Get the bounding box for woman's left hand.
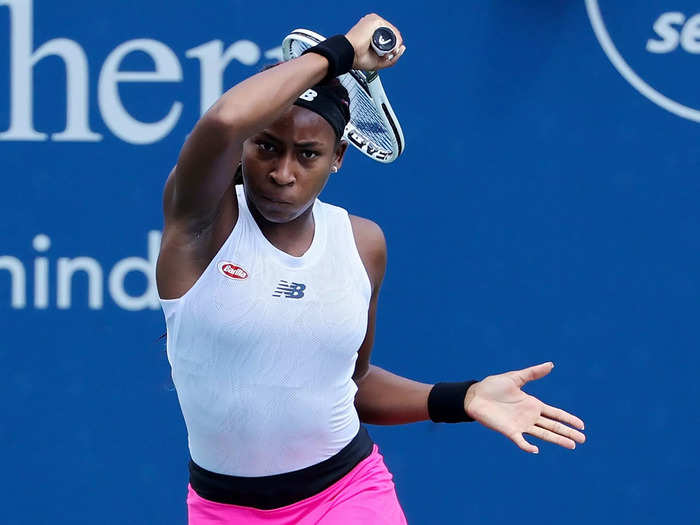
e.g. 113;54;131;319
464;362;586;454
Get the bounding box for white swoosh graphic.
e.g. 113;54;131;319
585;0;700;123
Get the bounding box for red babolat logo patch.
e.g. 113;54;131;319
217;261;248;280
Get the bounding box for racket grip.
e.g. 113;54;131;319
371;27;397;57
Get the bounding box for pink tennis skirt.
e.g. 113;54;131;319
186;444;407;524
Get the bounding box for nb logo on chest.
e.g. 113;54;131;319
272;280;306;299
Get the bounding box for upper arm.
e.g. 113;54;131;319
349;215;387;383
164;112;243;228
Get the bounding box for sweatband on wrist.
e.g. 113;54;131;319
302;35;355;82
428;380;478;423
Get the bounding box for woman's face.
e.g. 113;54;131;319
241;105;347;224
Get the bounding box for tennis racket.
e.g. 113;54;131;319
282;28;405;163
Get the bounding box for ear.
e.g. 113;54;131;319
332;140;349;173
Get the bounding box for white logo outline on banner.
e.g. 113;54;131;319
585;0;700;123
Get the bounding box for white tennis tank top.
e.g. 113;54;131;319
159;185;372;476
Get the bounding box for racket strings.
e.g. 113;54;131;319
340;77;394;152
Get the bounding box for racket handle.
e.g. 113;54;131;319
371;27;397;57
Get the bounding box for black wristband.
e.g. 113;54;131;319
427;381;478;423
302;35;355;82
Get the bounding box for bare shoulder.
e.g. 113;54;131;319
348;215;386;252
349;214;387;291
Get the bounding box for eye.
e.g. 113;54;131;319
256;141;276;153
300;150;319;160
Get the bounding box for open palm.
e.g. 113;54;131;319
464;362;586;454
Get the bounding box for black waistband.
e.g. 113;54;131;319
189;426;373;510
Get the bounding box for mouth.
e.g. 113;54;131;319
261;195;291;205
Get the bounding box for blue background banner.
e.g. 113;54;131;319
2;1;699;523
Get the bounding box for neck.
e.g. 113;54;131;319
246;197;316;257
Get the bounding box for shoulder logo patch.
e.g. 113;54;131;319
218;261;248;280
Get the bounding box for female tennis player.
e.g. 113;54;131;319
156;13;586;524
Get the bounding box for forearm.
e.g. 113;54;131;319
354;364;433;425
208;53;329;139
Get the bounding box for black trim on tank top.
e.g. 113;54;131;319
188;426;374;509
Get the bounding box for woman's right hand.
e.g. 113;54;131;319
345;14;406;71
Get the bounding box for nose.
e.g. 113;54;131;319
269;154;296;186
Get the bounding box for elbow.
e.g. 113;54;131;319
206;101;254;138
199;109;240;140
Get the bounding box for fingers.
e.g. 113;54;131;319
530;414;586;449
541;404;585;430
384;45;406;64
512;433;539;454
536;416;586;444
512;362;554;387
512;416;587;454
525;425;577;449
392;27;404;51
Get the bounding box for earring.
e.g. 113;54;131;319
331;166;338;173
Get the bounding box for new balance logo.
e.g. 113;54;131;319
272;280;306;299
299;89;318;102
